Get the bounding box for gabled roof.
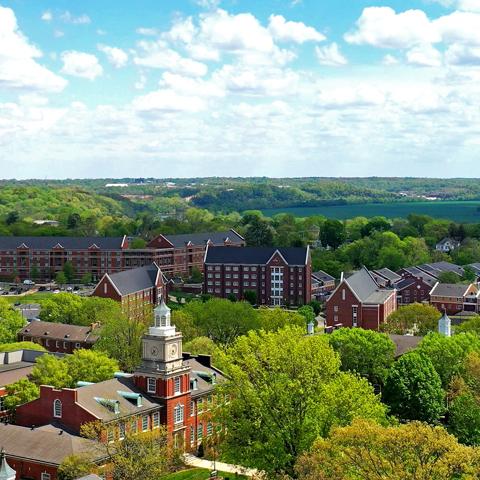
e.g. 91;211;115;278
343;267;395;304
395;277;417;290
430;283;475;298
103;263;162;296
468;263;480;275
436;237;460;246
418;261;464;277
402;267;438;287
312;270;335;283
19;321;98;344
374;268;402;283
0;236;125;250
205;246;309;266
164;229;244;248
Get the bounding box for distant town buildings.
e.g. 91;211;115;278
436;237;461;253
429;283;479;315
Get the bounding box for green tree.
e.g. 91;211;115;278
244;217;275;247
417;332;480;387
308;300;321;316
243;290;257;305
65;349;118;386
381;303;441;336
438;271;462;284
190;267;203;283
62;261;75;283
130;238;147;249
55;271;67;285
3;379;40;410
31;354;72;388
298;305;315;325
320;219;346;249
456;316;480;335
449;392;480;446
463;265;478;282
58;455;94;480
94;314;146;372
257;307;306;332
296;419;480;480
39;293;84;324
328;328;395;386
0;341;46;352
218;326;387;478
5;211;19;225
67;212;81;230
0;298;26;343
80;273;93;285
360;217;391;237
383;351;444;423
30;265;40;280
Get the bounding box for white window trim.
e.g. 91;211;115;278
53;399;62;418
147;377;156;394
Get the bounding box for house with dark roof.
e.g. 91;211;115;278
18;321;99;354
325;267;397;330
92;263;167;321
372;268;401;286
203;246;311;306
436;237;461;253
429;282;479;315
311;270;336;299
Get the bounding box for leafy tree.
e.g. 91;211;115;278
244;217;275;247
0;298;26;343
190;267;203;283
58;455;94;480
377;246;406;271
463;265;478;282
62;261;75;283
5;211;19;225
81;273;93;285
360;217;391;237
94;314;146;372
130;238;147;249
0;341;46;352
449;392;480;446
39;293;84;324
383;351;444;423
382;303;441;336
218;326;387;477
171;310;201;343
308;300;321;316
456;316;480;335
226;293;237;302
3;379;40;411
67;212;81;230
296;419;480;480
31;354;72;388
320;219;346;249
298;305;315;325
55;271;67;285
257;307;306;332
438;271;462;284
417;332;480;387
184;336;217;356
328;328;395;386
65;349;118;385
243;290;257;305
30;265;40;280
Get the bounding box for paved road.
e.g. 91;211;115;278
183;453;260;478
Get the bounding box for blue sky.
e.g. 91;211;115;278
1;0;480;179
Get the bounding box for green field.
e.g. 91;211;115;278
262;201;480;222
1;292;54;305
161;468;246;480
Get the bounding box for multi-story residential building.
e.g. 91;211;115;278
17;321;98;354
92;263;167;321
429;283;479;315
0;230;244;282
311;270;336;300
325;267;397;330
395;275;432;306
203;246;311;306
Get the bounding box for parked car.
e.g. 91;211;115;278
23;279;35;285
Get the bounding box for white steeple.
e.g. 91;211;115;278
0;449;15;480
438;310;452;337
149;299;176;337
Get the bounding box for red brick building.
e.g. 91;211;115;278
311;270;336;300
395;275;433;306
92;263;167;321
326;267;397;330
0;230;244;282
203;246;311;306
429;283;479;315
17;321;98;354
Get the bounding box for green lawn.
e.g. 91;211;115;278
2;292;54;304
161;468;246;480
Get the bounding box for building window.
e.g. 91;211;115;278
53;399;62;418
119;421;126;440
190;426;195;445
334;305;338;312
107;428;114;443
142;415;149;431
41;473;51;480
130;418;137;433
352;306;358;327
174;376;181;394
207;422;213;436
174;404;184;424
147;378;156;393
198;422;203;440
190;400;195;416
153;411;160;428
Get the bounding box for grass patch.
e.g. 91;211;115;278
161;468;247;480
2;292;54;304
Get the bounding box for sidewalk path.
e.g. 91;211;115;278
183;453;259;478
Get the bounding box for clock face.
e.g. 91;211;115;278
169;344;178;359
150;346;159;357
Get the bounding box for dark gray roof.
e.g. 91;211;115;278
19;321;98;343
105;263;161;296
419;261;464;277
430;283;474;297
374;268;401;283
395;277;417;290
389;334;423;357
185;357;226;397
0;236;125;250
402;267;438;286
345;267;394;304
312;270;335;282
436;237;460;246
468;263;480;275
205;246;308;266
165;229;244;248
0;423;100;466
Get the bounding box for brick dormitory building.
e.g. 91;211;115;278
0;230;244;282
2;301;224;479
204;245;312;306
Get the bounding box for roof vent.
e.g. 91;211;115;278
64;334;70;338
190;378;199;391
117;390;143;407
44;331;49;335
94;397;120;414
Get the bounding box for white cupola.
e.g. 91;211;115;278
0;449;15;480
438;310;452;337
149;299;176;337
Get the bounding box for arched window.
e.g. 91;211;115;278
53;399;62;418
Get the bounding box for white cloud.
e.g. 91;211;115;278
133;40;208;77
98;45;128;68
0;6;67;92
315;43;348;66
434;11;480;46
345;7;440;48
54;30;64;38
445;43;480;64
268;15;325;43
383;54;400;65
133;89;206;114
41;11;52;22
406;44;443;67
61;51;103;80
458;0;480;12
60;11;91;25
232;101;291;118
134;74;147;90
316;85;385;109
159;72;225;98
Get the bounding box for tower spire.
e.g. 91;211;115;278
0;448;16;480
149;299;175;337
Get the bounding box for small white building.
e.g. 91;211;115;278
436;237;461;253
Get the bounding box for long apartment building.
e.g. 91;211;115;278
0;230;244;282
